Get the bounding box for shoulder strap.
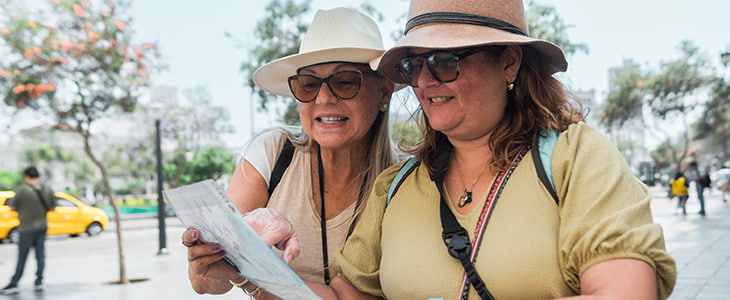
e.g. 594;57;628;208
533;130;560;205
386;156;419;207
30;185;51;212
268;139;295;197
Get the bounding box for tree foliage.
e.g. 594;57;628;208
526;0;588;59
165;147;235;188
600;63;645;127
240;0;310;112
693;76;730;165
644;41;712;118
598;41;720;170
0;170;21;190
0;0;159;284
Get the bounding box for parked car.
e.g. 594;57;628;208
0;190;109;243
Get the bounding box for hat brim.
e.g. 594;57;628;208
371;23;568;84
253;47;385;98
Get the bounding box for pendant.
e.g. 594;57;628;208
458;189;472;207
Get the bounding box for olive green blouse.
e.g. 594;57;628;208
335;123;676;299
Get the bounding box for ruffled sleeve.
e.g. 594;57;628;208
554;123;676;299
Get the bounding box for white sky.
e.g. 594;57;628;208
4;0;730;149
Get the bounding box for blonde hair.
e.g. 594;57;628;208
404;45;584;173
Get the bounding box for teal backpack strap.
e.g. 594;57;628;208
533;130;560;205
386;156;419;207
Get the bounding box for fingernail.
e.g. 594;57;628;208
218;250;226;256
191;231;197;239
212;243;220;250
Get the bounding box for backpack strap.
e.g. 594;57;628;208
267;139;295;197
532;130;560;205
387;130;562;208
386;156;419;207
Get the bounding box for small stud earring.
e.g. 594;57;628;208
507;82;515;91
381;104;389;111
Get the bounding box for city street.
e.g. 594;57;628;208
649;186;730;300
0;186;728;299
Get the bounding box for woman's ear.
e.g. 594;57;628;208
379;78;395;109
503;45;523;82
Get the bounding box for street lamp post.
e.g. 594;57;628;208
721;51;730;67
156;119;168;255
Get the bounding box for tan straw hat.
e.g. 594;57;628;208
253;7;386;98
371;0;568;84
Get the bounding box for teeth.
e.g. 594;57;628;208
430;97;451;103
318;116;346;123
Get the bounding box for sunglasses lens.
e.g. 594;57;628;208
329;72;362;100
396;57;422;87
288;75;321;102
288;71;364;102
427;52;459;83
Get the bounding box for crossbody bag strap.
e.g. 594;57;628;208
30;185;51;212
433;171;495;300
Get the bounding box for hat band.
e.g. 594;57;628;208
404;11;527;36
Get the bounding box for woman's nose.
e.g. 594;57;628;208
314;82;340;104
415;66;438;88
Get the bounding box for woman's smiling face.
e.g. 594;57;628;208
297;62;390;150
409;46;521;142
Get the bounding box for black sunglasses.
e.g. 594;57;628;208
395;48;484;87
287;70;381;103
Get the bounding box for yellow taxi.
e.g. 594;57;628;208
0;190;109;243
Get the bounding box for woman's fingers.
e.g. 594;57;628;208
182;227;201;247
244;208;301;262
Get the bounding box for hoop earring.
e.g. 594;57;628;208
507;82;515;91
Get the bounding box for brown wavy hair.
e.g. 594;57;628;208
404;45;585;173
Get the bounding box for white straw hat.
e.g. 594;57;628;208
253;7;386;98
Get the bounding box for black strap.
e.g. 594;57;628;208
268;139;295;197
429;142;494;300
316;147;331;285
405;11;527;36
532;136;559;205
30;185;51;212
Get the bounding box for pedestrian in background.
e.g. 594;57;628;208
686;161;706;216
669;171;689;215
1;166;55;295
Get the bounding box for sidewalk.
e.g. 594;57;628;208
0;217;243;300
649;186;730;300
1;187;728;299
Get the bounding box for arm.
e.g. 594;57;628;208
554;258;657;300
308;277;383;300
555;124;676;299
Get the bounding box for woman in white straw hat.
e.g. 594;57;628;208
181;7;399;298
308;0;677;299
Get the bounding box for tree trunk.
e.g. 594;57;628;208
80;131;129;284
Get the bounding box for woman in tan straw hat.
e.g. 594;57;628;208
308;0;677;299
180;7;399;298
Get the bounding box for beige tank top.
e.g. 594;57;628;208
243;130;357;284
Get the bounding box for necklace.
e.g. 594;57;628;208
455;159;489;207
